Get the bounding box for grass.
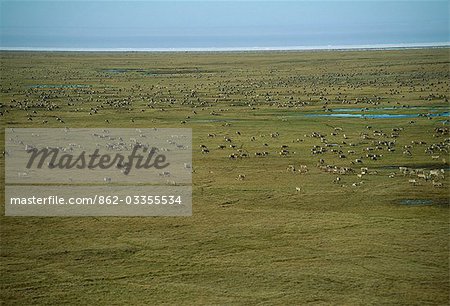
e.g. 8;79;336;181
0;48;449;305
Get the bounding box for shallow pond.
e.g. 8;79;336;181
330;106;449;112
400;199;434;206
102;68;143;73
304;112;449;119
30;84;90;89
102;68;214;76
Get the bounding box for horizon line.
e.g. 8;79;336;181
1;42;449;52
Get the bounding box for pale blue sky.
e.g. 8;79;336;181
0;1;448;49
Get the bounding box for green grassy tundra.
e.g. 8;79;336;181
0;49;449;305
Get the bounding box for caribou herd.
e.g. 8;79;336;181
1;52;448;196
198;125;448;191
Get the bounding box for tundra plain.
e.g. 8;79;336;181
0;49;449;305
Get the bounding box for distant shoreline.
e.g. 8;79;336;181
1;42;449;53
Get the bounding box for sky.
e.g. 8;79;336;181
0;1;449;49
